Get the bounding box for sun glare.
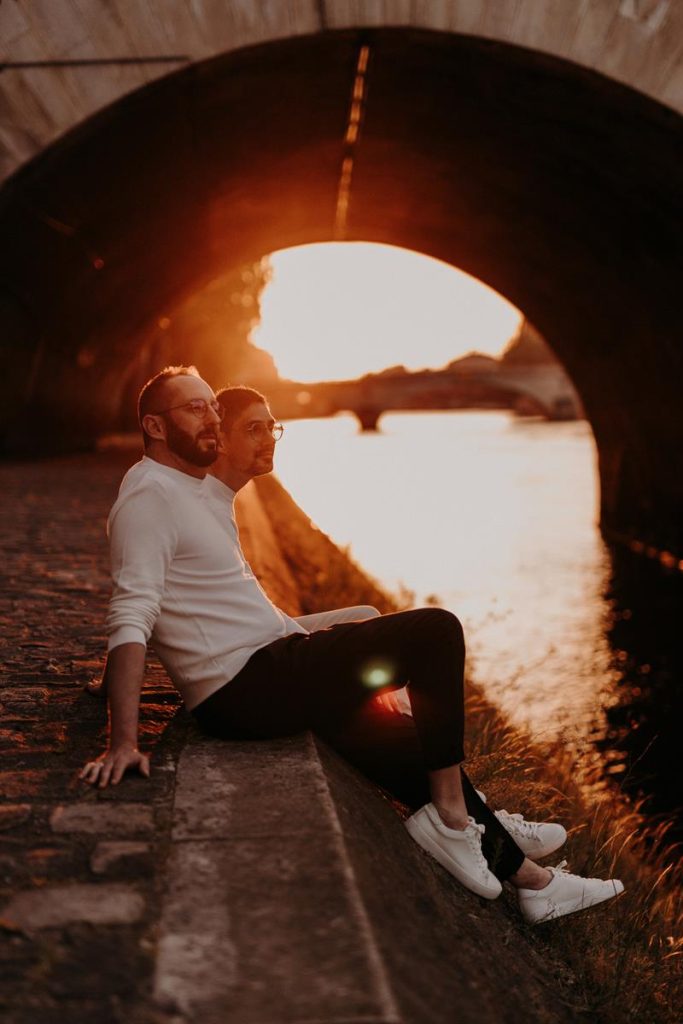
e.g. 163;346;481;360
252;242;522;382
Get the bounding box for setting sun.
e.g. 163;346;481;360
252;243;522;382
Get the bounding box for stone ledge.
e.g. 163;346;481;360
154;729;400;1024
152;727;575;1024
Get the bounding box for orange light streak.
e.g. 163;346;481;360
334;45;371;239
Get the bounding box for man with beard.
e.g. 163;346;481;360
81;367;624;923
83;366;311;787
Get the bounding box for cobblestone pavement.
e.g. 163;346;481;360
0;451;187;1024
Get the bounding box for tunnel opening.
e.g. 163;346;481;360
0;27;680;555
240;240;584;429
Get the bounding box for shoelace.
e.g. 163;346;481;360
552;859;570;875
428;808;492;880
463;818;493;880
550;859;601;884
496;809;542;841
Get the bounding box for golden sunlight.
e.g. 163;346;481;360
252;242;522;382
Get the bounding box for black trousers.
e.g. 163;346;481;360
192;608;525;880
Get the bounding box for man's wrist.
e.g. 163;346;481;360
109;735;139;749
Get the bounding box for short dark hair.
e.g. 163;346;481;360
137;365;200;447
216;385;268;432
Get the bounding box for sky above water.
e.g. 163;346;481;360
253;242;522;381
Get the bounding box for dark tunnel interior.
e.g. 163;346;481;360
0;28;681;553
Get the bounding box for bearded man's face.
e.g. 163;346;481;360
164;414;218;467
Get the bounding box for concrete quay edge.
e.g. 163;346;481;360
150;725;577;1024
153;728;402;1024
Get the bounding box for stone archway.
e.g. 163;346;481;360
0;28;681;555
1;0;680;186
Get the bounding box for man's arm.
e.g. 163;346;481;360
79;642;150;787
82;480;175;783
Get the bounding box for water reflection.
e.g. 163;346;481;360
273;411;681;836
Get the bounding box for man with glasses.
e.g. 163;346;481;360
82;366;308;787
82;365;623;924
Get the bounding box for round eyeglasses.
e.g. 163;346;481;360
243;421;284;442
153;398;224;420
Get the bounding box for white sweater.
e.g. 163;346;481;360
106;457;307;709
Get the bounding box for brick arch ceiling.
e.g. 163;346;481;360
0;0;681;185
0;27;681;556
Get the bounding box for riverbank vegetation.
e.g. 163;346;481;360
255;474;682;1024
466;690;681;1022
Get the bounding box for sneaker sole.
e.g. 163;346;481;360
405;816;502;899
525;880;624;924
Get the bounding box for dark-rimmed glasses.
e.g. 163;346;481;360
153;399;224;420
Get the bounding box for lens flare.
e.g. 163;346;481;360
359;658;396;689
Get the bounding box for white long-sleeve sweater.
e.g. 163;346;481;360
106;457;306;709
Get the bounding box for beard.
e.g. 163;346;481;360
165;417;218;467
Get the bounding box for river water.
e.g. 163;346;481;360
273;410;681;834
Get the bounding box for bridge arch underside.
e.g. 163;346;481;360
0;29;681;554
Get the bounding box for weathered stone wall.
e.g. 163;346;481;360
1;0;681;184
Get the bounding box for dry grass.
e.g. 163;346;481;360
465;686;682;1024
258;473;682;1023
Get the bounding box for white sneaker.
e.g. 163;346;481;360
494;809;567;860
518;860;624;924
405;803;502;899
475;790;567;860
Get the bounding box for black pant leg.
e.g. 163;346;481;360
276;608;467;768
322;702;524;881
193;610;525;880
195;608;465;768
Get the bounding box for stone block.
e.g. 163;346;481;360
0;883;144;929
90;840;151;875
171;732;329;841
50;802;153;834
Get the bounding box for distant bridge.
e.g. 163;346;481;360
264;364;583;431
